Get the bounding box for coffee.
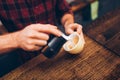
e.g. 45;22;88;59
63;32;85;54
68;35;79;49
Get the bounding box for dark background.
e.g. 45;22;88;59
0;0;120;77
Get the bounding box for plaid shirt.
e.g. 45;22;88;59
0;0;72;32
0;0;72;62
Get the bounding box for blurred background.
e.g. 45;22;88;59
66;0;120;25
1;0;120;34
0;0;120;77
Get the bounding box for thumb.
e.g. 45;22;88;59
65;28;74;35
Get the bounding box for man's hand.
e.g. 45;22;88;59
61;14;83;35
64;23;83;35
64;23;85;44
12;24;62;51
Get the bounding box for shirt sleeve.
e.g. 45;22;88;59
55;0;73;23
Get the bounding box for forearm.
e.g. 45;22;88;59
0;24;62;54
61;13;74;28
61;13;83;35
0;32;18;54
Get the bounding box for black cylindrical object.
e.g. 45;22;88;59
42;37;66;58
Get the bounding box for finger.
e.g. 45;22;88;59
30;45;42;51
70;23;82;33
77;25;82;34
65;28;74;34
32;24;57;29
65;24;78;34
33;46;42;51
44;28;62;37
27;39;47;46
33;40;47;46
39;24;58;29
33;24;62;36
30;31;49;40
80;32;85;44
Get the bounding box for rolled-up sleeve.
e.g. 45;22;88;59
55;0;73;22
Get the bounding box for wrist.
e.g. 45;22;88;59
10;31;20;48
61;14;74;28
64;20;74;28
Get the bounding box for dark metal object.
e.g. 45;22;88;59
42;36;66;58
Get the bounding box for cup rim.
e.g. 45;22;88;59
63;32;83;51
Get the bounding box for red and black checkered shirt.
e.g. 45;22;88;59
0;0;72;32
0;0;72;62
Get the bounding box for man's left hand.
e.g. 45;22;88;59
64;23;83;35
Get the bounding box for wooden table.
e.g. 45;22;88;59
1;7;120;80
1;33;120;80
84;8;120;56
70;0;96;12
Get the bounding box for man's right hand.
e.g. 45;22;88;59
12;24;62;51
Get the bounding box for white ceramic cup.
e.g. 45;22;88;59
63;32;85;54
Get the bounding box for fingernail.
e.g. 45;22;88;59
58;31;62;36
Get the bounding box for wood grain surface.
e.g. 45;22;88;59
1;34;120;80
1;4;120;80
70;0;96;12
84;8;120;56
